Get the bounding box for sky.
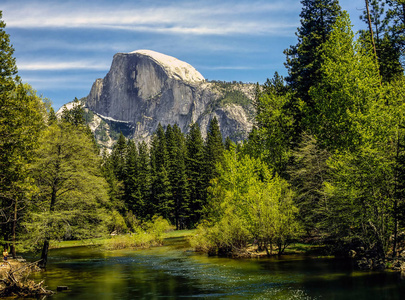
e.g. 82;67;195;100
3;0;366;110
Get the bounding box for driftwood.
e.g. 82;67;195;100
0;260;54;297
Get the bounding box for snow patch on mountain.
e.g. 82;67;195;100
131;50;205;83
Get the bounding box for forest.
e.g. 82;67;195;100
1;0;405;272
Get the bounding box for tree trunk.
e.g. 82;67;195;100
39;239;49;269
11;198;17;259
365;0;377;57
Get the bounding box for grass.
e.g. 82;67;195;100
48;229;198;251
50;238;106;249
163;229;197;239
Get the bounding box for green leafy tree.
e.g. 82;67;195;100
309;11;381;151
0;13;46;256
26;123;109;267
309;12;405;258
195;151;301;256
250;87;294;176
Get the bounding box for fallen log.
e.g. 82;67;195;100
0;260;54;297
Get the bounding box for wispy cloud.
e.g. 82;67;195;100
18;60;109;71
3;0;299;36
21;74;97;89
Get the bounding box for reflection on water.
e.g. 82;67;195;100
26;237;405;299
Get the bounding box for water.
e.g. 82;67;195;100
28;237;405;299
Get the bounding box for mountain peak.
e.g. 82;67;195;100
129;50;205;83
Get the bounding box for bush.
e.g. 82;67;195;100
144;215;173;244
103;215;172;250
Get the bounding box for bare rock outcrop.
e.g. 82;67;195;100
83;50;254;148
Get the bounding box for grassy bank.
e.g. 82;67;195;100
49;229;197;250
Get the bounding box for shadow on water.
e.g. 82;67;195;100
23;237;405;300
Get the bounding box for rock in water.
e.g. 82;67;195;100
80;50;254;149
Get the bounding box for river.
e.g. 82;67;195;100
29;236;405;299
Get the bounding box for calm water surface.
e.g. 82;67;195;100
28;237;405;299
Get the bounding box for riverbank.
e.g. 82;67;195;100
0;259;52;297
47;229;197;250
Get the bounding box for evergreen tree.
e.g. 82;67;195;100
168;124;189;229
110;132;127;181
124;140;139;214
204;117;224;181
224;137;234;151
284;0;342;136
0;11;18;95
185;123;206;227
61;97;85;127
309;12;401;257
288;133;330;235
150;124;173;219
385;0;405;67
359;0;403;81
137;141;151;219
48;107;57;125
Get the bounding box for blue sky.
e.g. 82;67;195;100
3;0;365;110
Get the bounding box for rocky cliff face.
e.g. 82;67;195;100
83;50;254;149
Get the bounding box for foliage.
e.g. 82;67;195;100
284;0;342;137
23;122;110;265
185;123;206;227
0;11;46;255
288;133;330;235
305;12;405;257
103;215;172;250
192;151;301;256
245;87;294;176
358;0;403;81
308;11;381;151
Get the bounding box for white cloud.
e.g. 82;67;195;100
21;74;97;90
3;0;299;36
18;60;109;71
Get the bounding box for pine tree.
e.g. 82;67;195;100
150;124;173;219
224;137;234;151
61;97;85;127
124;140;139;214
137;141;151;219
385;0;405;69
185;123;206;227
110;132;127;181
204;117;224;181
359;0;403;81
169;125;189;229
284;0;342;135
